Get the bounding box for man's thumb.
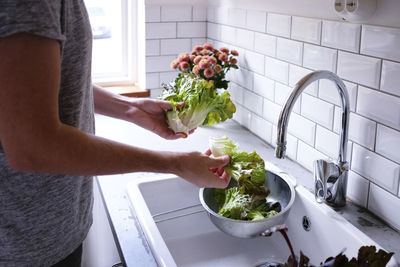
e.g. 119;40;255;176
210;155;230;167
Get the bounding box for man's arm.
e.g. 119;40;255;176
0;33;230;188
93;84;186;140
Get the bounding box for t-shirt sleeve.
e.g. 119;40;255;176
0;0;66;42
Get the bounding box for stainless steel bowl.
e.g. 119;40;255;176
199;169;296;238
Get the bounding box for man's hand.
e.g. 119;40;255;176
126;98;191;140
174;150;231;188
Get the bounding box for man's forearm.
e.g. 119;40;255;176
11;121;181;176
93;84;132;120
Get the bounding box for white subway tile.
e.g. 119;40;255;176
321;21;361;53
160;39;191;55
369;183;400;231
214;7;229;25
236;29;255;50
319;80;357;111
207;23;221;40
291;17;321;45
146;23;176;39
289;65;318;96
315;125;340;159
333;109;376;150
381;60;400;97
228;82;244;105
191;38;207;48
220;25;236;45
376;125;400;164
297;141;328;171
246;10;267;32
243;90;263;116
357;86;400;130
233;104;252;129
337;51;381;89
275;82;301;114
193;6;207;21
361;25;400;62
263;98;281;124
177;22;206;38
254;33;276;57
206;7;215;23
276;38;303;65
301;94;334;129
265;57;289;84
266;13;291;38
352;144;400;194
250;114;273;143
146;73;160;89
347;171;369;208
227;8;246;28
159;71;178;84
146;40;159;56
254;74;274;101
233;68;253;90
150;88;163;98
303;44;337;72
244;51;264;75
161;6;192;22
145;6;160;22
288;113;316;146
145;55;176;72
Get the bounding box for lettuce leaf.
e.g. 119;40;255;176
160;73;236;135
211;136;280;221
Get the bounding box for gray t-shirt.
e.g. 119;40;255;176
0;1;95;266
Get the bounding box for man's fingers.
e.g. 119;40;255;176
207;155;230;168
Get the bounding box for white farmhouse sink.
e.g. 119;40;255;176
126;164;397;267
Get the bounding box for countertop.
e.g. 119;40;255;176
95;114;400;266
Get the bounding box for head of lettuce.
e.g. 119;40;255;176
159;73;236;136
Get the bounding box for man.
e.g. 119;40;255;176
0;1;230;266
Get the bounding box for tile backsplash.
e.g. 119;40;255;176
145;5;400;231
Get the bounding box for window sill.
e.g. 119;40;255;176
104;84;150;98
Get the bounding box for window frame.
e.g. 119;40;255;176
90;0;141;87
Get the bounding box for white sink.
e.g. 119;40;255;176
126;164;397;267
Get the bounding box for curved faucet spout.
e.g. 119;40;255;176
275;70;350;207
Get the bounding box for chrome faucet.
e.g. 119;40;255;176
275;70;350;207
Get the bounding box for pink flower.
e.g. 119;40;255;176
178;53;189;62
198;59;210;70
192;65;200;75
193;56;202;64
208;56;217;65
194;45;203;52
201;49;210;55
204;67;215;78
230;50;239;56
203;42;214;50
189;54;196;62
230;58;238;64
218;53;228;62
170;60;179;69
214;64;223;73
220;47;229;53
180;61;190;71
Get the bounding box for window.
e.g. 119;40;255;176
85;0;140;86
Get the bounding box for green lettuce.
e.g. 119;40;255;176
211;136;280;221
160;73;236;136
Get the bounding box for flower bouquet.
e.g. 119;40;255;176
170;43;239;90
159;43;239;136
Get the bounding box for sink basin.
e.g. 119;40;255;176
126;163;397;267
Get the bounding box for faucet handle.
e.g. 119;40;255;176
314;159;340;203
